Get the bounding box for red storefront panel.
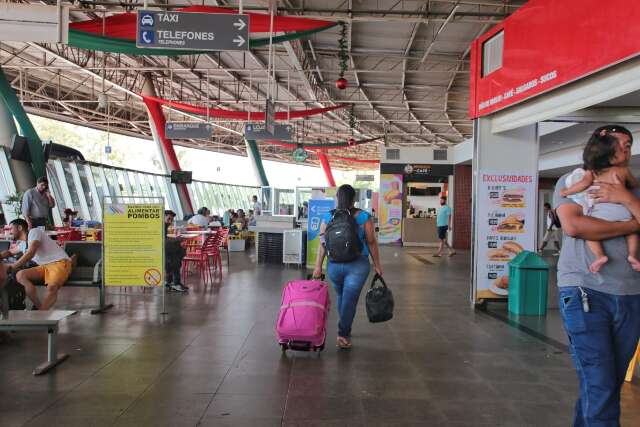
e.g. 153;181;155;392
469;0;640;118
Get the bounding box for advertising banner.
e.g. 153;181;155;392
306;198;335;268
379;174;403;244
475;171;537;301
104;203;164;287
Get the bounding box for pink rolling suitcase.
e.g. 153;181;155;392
276;277;330;352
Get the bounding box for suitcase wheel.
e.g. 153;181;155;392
280;344;288;353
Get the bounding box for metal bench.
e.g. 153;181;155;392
0;241;13;314
37;241;112;314
0;310;76;375
0;240;111;314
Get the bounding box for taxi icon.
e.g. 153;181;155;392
140;14;154;27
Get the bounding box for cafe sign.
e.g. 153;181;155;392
404;164;432;176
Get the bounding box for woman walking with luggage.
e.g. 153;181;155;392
313;184;383;349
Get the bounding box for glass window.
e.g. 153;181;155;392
91;166;106;203
46;163;66;217
274;188;295;216
76;165;98;220
114;170;129;199
61;161;82;210
482;31;504;77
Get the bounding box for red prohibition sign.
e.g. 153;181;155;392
143;268;162;286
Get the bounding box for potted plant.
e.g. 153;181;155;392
5;192;23;220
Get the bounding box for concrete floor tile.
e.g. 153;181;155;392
0;247;636;426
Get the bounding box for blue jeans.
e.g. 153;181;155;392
558;286;640;427
327;256;371;338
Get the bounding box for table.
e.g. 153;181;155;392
0;310;77;375
46;230;72;237
167;233;203;239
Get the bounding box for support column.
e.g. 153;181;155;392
141;74;193;215
316;151;336;187
471;117;539;305
0;67;44;181
245;139;269;186
0;94;34;192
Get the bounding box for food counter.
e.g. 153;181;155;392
402;217;440;246
249;215;298;264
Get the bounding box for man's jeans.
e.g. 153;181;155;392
559;286;640;427
327;256;370;338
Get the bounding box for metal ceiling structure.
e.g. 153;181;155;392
0;0;525;168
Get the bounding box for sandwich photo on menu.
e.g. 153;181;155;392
502;241;523;255
496;214;525;233
487;241;523;261
500;189;525;207
487;248;512;261
490;275;509;296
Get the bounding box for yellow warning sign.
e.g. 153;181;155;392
104;203;164;286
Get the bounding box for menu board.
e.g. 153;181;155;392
378;174;403;244
475;171;537;300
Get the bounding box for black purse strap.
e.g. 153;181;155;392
370;273;387;289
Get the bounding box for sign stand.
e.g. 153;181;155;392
102;196;167;316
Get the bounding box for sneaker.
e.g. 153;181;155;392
177;284;189;290
170;284;187;293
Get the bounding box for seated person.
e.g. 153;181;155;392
0;239;26;264
6;219;73;310
165;211;187;292
62;208;78;227
223;209;234;227
248;209;256;226
237;209;248;230
188;207;210;228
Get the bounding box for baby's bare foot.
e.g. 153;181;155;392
590;256;608;273
627;256;640;272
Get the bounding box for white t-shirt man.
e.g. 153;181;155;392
28;228;70;265
188;214;209;228
253;201;262;216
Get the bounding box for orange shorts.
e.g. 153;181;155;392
31;259;72;287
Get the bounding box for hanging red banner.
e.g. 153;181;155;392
142;95;347;120
70;6;336;40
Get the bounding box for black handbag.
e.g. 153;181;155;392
365;274;394;323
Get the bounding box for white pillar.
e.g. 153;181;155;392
0;99;34;192
471;117;539;305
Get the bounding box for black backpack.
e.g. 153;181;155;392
4;274;26;310
551;209;562;229
324;209;363;263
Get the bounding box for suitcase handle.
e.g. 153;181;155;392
307;273;325;281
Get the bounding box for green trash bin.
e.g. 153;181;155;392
508;251;550;316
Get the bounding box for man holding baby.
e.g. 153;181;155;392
554;125;640;427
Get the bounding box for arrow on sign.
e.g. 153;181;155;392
233;19;246;31
233;35;246;47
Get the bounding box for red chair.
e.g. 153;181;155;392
181;235;217;285
202;230;226;277
217;228;230;268
55;229;82;246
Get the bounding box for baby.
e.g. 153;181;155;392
560;129;639;273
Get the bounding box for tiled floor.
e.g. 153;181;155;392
0;247;638;426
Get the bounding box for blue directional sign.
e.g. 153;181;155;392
244;123;293;141
165;122;213;139
136;10;249;51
